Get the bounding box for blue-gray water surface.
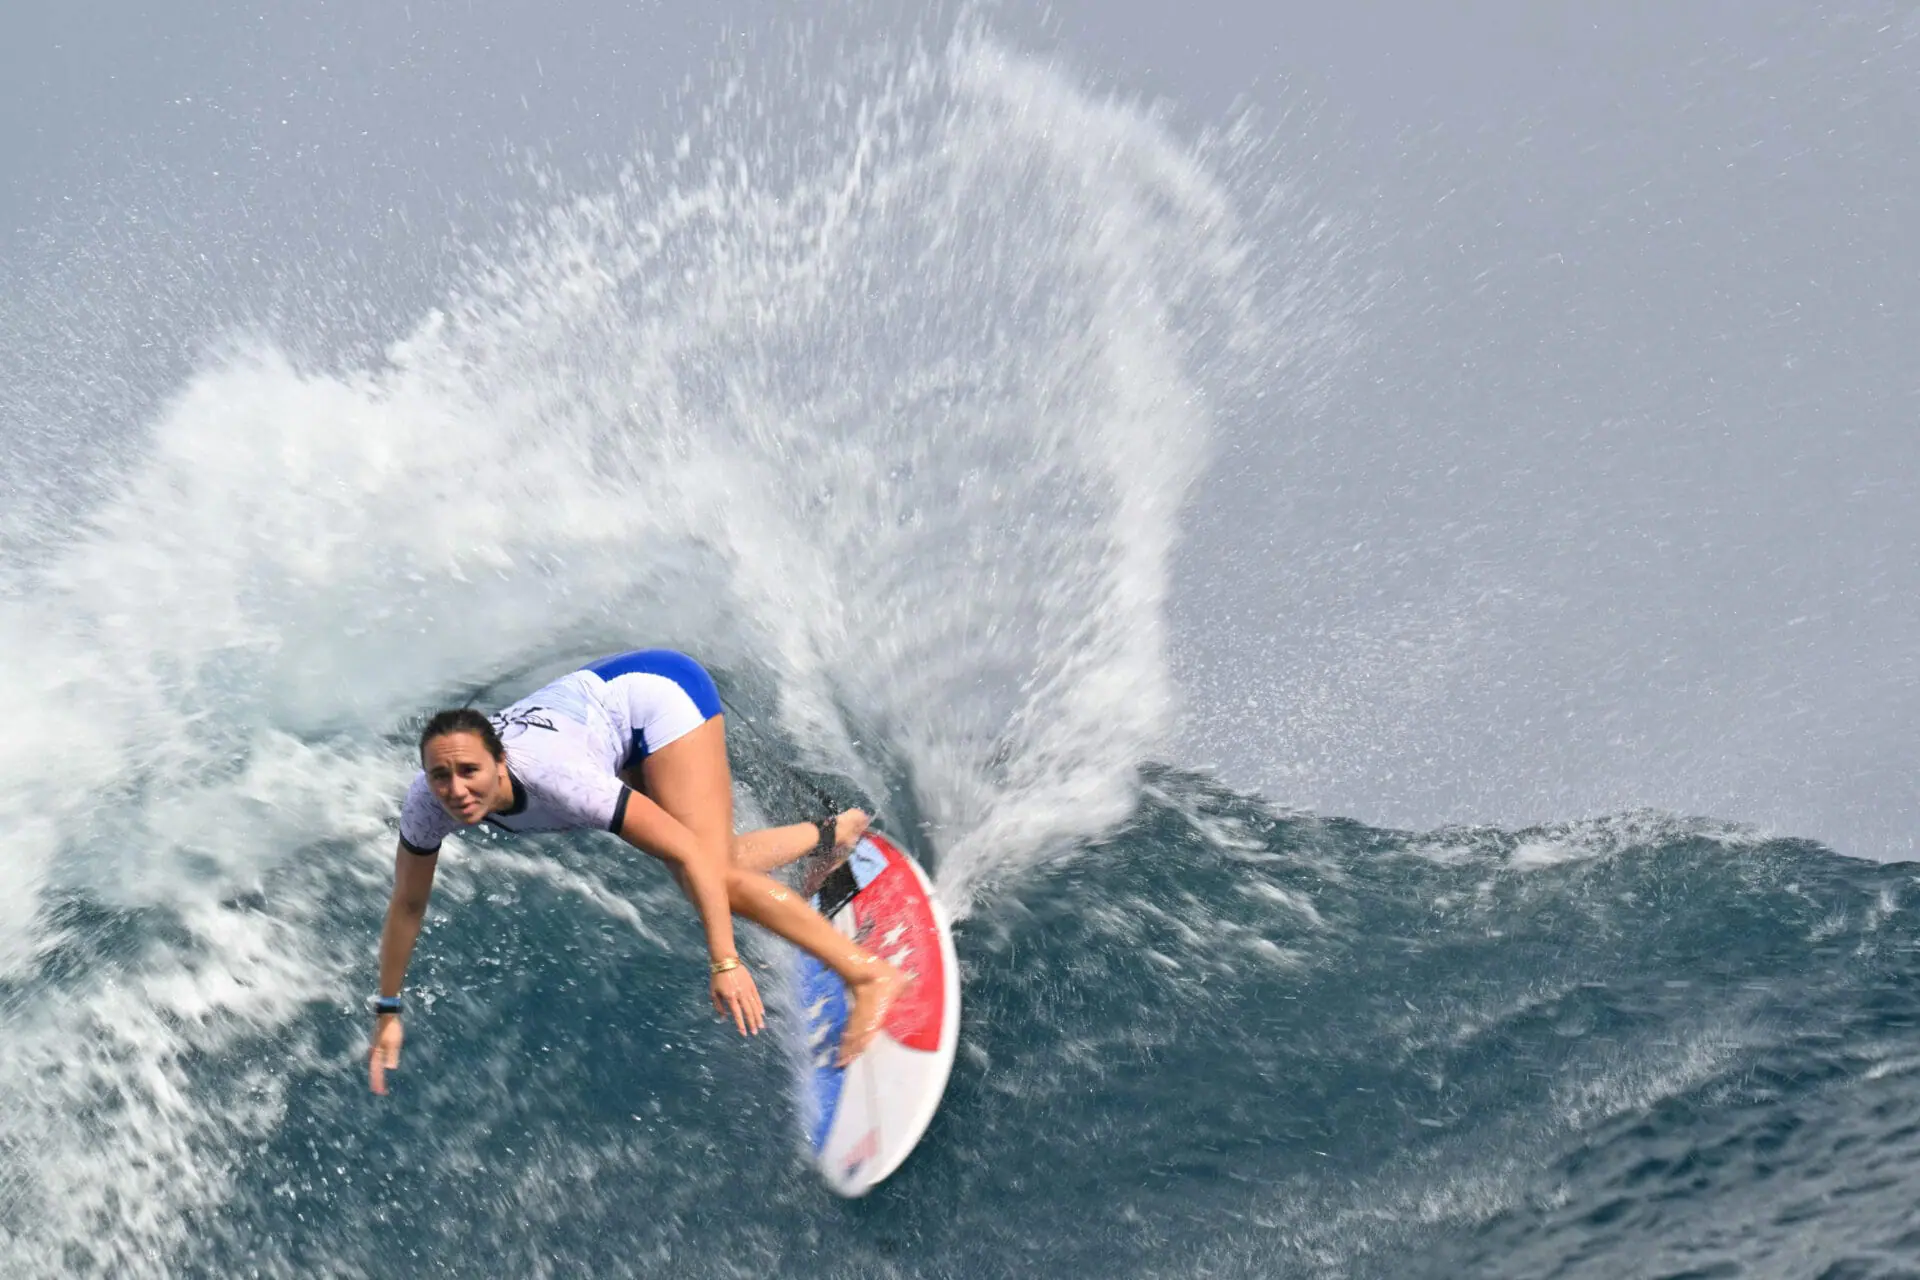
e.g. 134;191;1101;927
4;9;1918;1277
19;758;1920;1278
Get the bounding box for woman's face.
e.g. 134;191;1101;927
422;730;510;825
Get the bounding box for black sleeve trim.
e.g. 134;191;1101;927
399;836;441;857
608;785;632;835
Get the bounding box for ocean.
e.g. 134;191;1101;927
3;15;1916;1278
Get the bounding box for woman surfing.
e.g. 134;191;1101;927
367;648;904;1095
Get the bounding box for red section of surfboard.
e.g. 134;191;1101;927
853;835;946;1053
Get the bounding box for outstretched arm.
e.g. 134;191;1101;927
370;842;438;1094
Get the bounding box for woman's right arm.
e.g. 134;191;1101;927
370;842;439;1095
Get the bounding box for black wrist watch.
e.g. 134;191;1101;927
369;994;403;1016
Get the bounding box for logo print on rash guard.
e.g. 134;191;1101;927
491;707;558;737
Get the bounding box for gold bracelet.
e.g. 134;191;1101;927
710;956;741;976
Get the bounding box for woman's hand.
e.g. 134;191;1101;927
711;964;765;1037
369;1014;404;1094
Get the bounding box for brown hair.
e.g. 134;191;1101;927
419;709;505;762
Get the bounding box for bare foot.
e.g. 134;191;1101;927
832;808;871;849
836;961;907;1066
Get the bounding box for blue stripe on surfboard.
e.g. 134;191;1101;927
800;953;850;1153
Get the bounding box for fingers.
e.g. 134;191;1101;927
712;973;766;1037
728;974;756;1036
726;983;756;1036
741;975;765;1035
369;1021;401;1095
369;1039;389;1095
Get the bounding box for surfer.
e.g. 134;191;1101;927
367;649;904;1095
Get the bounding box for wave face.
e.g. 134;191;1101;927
14;765;1920;1278
0;32;1344;1277
3;21;1913;1280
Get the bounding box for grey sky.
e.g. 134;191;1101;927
1161;1;1920;855
5;1;1917;855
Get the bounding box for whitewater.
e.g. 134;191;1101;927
4;12;1918;1279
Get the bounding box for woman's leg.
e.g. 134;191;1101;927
593;649;865;874
613;767;871;876
640;718;903;1063
729;810;871;875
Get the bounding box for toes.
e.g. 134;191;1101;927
836;983;892;1065
835;808;872;848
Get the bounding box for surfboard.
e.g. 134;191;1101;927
792;830;960;1196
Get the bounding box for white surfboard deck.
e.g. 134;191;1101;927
791;831;960;1197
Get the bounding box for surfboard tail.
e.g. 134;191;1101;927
793;832;961;1196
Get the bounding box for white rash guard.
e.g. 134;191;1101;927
396;650;723;853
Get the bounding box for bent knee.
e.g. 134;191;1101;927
724;864;782;909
